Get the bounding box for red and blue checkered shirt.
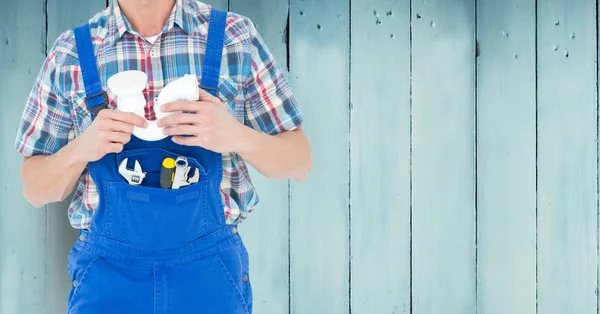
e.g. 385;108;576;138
14;0;304;229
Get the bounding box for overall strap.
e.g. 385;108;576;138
74;23;108;119
200;8;227;97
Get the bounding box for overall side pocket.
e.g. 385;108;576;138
215;240;252;310
66;244;102;311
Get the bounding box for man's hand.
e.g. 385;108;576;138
157;89;246;153
74;110;148;162
157;88;311;181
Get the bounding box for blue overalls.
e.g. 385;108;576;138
66;8;253;314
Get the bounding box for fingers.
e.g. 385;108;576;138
160;100;210;114
171;136;196;146
100;110;148;128
157;112;199;127
198;88;221;103
162;125;199;136
100;119;135;134
105;131;131;144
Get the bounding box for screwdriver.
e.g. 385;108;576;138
160;157;176;189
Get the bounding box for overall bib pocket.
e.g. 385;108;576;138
98;148;212;248
101;180;210;249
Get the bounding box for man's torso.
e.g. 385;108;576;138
48;1;257;228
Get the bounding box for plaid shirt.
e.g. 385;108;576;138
14;0;304;229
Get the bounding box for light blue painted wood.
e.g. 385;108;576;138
47;0;107;46
411;0;476;313
476;1;537;314
6;1;600;314
230;1;290;313
350;1;410;314
289;0;350;313
44;2;107;314
537;1;597;314
0;1;48;314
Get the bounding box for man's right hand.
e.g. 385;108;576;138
74;110;148;163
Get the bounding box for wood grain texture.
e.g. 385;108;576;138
289;0;350;313
350;1;411;314
45;2;108;314
0;1;48;313
537;1;598;314
475;1;537;314
229;1;290;313
411;0;476;313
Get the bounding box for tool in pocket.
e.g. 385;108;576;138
160;157;200;189
118;158;146;186
171;157;200;189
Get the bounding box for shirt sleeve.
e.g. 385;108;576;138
14;48;74;157
243;19;305;135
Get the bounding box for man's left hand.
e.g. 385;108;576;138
157;88;246;153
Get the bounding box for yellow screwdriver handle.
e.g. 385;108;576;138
160;158;176;189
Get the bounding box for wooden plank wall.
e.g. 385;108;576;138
412;0;476;313
476;1;537;314
350;0;411;313
2;0;600;314
537;1;598;314
289;0;350;313
0;1;47;314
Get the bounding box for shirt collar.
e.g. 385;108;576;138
108;0;195;47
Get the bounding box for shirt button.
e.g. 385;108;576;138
79;234;85;242
73;280;78;288
242;274;249;283
232;227;238;235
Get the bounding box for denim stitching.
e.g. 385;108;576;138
67;254;101;312
214;254;250;314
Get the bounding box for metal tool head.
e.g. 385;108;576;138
171;157;188;189
175;157;188;169
178;167;200;188
118;158;146;185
